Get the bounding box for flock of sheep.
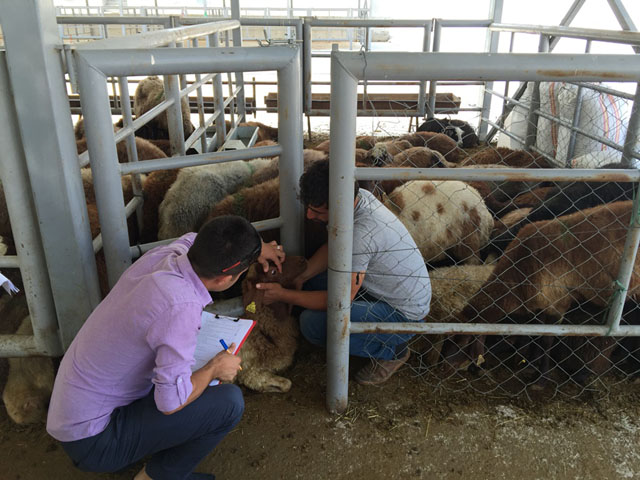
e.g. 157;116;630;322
1;75;639;425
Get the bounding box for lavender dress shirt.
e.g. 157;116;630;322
47;233;212;442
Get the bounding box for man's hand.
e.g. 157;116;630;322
207;342;242;382
258;240;285;273
255;282;285;305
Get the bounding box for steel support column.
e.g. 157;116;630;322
0;0;101;348
326;45;358;414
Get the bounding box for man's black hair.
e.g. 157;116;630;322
299;159;359;207
188;215;262;279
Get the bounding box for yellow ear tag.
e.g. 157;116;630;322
245;301;256;313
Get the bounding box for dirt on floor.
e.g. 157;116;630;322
2;340;640;480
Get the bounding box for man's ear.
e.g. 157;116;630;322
202;274;233;292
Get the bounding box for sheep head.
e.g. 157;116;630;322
242;256;308;312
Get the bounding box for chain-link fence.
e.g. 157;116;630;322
344;131;640;400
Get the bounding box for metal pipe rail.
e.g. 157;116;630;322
73;45;302;287
57;15;172;26
490;23;640;46
327;48;640;413
71;19;240;50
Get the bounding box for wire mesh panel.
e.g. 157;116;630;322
325;49;640;411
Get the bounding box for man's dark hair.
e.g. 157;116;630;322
188;215;262;278
299;159;359;207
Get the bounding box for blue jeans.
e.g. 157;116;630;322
60;384;244;480
299;272;414;361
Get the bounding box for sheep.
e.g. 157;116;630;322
140;168;182;243
0;182;11;249
133;75;195;141
314;135;379;154
363;139;413;167
239;121;278;142
383;180;494;266
443;201;639;382
76;134;167;164
249;149;327;186
236;256;308;392
0;236;7;256
416;264;495;366
372;147;453;197
460;146;553;169
2;315;55;425
205;178;328;257
417;118;479;148
398;132;463;163
158;158;271;240
486;162;637;257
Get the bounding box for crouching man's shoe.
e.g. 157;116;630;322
355;349;410;385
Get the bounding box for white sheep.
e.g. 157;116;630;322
417;264;495;365
158;159;271;240
384;180;494;265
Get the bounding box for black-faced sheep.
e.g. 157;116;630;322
444;201;639;380
236;256;308;392
383;180;493;266
157;158;271;240
398;131;463;163
2;314;55;425
486;162;637;257
417;118;479;148
133;75;195;141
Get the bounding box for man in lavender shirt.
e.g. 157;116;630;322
47;215;284;480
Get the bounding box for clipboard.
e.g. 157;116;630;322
192;311;256;385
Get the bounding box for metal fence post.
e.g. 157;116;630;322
163;72;187;156
209;32;227;152
426;19;441;120
231;0;247;123
0;53;62;357
478;0;504;140
0;0;101;348
525;34;550;151
327;45;358;414
277;46;304;255
604;84;640;332
417;20;433;121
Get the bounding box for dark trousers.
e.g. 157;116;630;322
60;384;244;480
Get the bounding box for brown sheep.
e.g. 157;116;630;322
461;146;553;169
444;201;639;378
140;168;182;243
239;121;278;142
76;135;166;164
372;147;453;196
249;149;327;186
315;135;378;154
398;132;462;163
236;256;308;392
364;140;413;167
2;314;55;425
133;75;195;140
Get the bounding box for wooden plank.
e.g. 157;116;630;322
264;91;461;113
67;94;256;115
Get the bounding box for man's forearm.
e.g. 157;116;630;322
280;288;328;311
300;243;328;282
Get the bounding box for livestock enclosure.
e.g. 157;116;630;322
2;2;640;477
